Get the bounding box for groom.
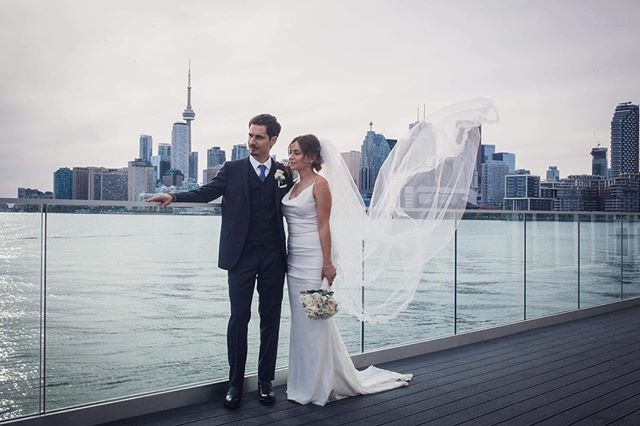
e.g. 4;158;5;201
146;114;293;409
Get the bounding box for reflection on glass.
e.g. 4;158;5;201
580;214;622;308
0;208;41;421
457;212;524;332
45;206;222;411
364;237;454;351
526;213;579;318
623;214;640;299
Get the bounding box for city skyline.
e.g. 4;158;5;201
1;0;639;197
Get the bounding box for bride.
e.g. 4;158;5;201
282;134;412;406
281;98;498;405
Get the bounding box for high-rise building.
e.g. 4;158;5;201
189;152;198;183
182;63;195;157
503;172;552;211
88;167;128;200
232;144;249;160
341;150;361;188
128;159;156;201
591;146;608;177
151;155;170;183
605;174;640;212
162;169;185;187
72;167;90;200
610;102;639;178
208;146;226;167
53;167;73;199
359;122;390;205
492;152;516;172
554;175;605;211
480;161;509;207
158;143;171;161
546;166;560;182
171;122;189;177
139;135;153;163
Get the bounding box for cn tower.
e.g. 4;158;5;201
182;61;195;150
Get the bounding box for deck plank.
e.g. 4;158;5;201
100;306;640;426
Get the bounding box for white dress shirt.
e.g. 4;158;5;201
249;156;273;177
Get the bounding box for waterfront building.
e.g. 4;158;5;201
189;152;198;183
17;187;53;199
503;171;552;211
341;150;361;188
231;144;249;160
128;159;156;201
553;176;603;212
207;146;226;167
546;166;560;182
88;167;128;201
492;152;516;172
610;102;639;178
591;146;608;177
139;135;153;163
72;167;90;200
605;173;640;212
53;167;73;199
480;160;508;207
359;122;390;205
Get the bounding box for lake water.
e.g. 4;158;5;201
1;211;639;420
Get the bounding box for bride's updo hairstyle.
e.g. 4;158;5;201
290;134;323;171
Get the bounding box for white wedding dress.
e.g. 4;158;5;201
282;180;413;406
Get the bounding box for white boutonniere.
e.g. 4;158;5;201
275;169;287;188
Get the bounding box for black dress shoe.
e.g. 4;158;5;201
258;381;276;404
224;386;242;410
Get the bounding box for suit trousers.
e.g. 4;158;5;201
226;242;286;388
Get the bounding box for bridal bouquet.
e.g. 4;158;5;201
299;279;338;320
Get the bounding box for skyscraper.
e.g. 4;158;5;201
158;143;171;161
128;159;156;201
359;122;390;204
53;167;73;199
208;146;226;167
492;152;516;172
610;102;639;177
341;150;361;188
546;166;560;182
139;135;153;163
171;122;189;177
480;161;509;207
189;152;198;183
232;144;249;160
72;167;90;200
591;146;608;177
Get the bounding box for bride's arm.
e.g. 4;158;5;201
314;178;337;284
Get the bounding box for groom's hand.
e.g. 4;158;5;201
144;193;174;208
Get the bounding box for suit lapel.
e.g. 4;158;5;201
243;158;251;213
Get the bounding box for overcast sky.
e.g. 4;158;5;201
1;0;638;196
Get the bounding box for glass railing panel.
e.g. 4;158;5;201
457;211;524;332
44;203;226;411
526;213;579;318
363;233;455;351
579;214;623;308
0;203;42;421
623;214;640;299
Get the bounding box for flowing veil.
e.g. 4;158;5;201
319;98;498;324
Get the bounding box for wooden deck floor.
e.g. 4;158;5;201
103;306;640;426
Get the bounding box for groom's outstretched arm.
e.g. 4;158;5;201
173;164;228;203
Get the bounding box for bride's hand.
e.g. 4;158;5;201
322;265;337;286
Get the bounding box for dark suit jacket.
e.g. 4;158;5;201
173;158;294;270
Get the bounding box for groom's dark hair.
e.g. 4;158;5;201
249;114;281;138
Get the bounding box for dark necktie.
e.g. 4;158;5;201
258;164;267;182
